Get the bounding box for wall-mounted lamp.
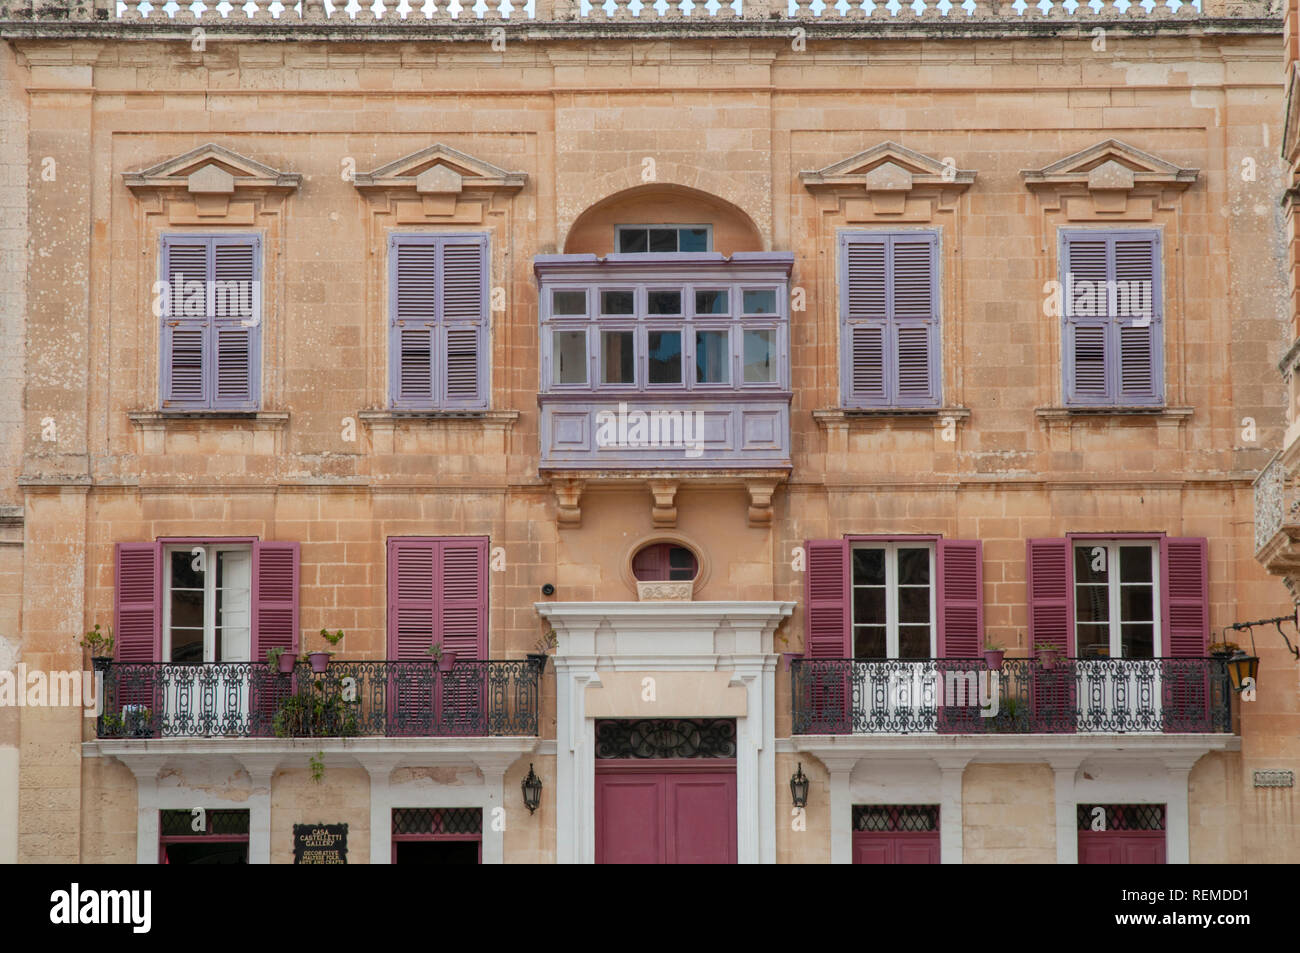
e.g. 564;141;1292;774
521;763;543;815
790;762;809;809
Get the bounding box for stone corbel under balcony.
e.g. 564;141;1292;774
541;468;788;530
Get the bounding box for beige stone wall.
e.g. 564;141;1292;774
963;764;1058;863
6;26;1297;861
271;764;371;864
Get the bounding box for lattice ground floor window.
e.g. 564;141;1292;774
1077;803;1166;832
852;805;940;832
391;808;482;864
159;808;250;864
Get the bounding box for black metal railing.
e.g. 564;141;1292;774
791;657;1232;735
96;659;541;739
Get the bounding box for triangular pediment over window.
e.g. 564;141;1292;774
352;143;527;193
800;141;976;192
1021;139;1198;191
123;143;303;193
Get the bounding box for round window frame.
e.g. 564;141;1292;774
622;533;709;597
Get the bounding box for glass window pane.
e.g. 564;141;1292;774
852;548;885;586
1074;545;1109;584
1075;585;1109;623
742;329;776;383
1076;624;1111;658
553;330;587;385
601;330;635;385
897;548;930;586
695;290;729;315
170;627;203;664
647;290;682;315
854;627;886;659
601;290;635;315
1119;546;1153;583
1119;585;1153;623
551;290;587;316
853;587;886;626
647;331;682;385
618;229;647;254
695;330;730;384
171;549;203;590
743;289;777;314
898;587;930;625
680;228;709;252
1121;624;1155;660
898;627;930;660
648;229;678;252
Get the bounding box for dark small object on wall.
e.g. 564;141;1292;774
541;583;555;596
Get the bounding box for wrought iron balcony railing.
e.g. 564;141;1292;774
791;656;1232;735
95;658;541;739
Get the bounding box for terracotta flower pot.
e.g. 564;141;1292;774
438;651;457;673
308;652;330;674
276;652;297;675
982;649;1005;671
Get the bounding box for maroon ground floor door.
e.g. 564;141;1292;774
1078;831;1166;864
595;761;737;864
852;832;941;864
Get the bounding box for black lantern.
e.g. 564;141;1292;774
1226;650;1259;693
790;762;809;809
521;763;543;815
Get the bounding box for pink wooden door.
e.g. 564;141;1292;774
852;831;940;864
596;761;736;864
1078;830;1166;864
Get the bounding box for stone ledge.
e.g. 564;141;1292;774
128;410;290;431
359;409;519;430
814;407;971;427
1035;405;1192;422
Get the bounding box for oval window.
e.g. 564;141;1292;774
631;543;698;582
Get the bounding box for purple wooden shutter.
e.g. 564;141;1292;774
161;235;260;411
161;238;210;408
937;539;982;658
1161;537;1208;657
439;238;488;409
1027;538;1076;732
890;234;939;405
390;235;488;410
803;539;850;734
842;236;888;406
1062;230;1161;406
211;237;260;409
841;233;939;408
115;542;162;664
251;541;299;661
1160;537;1209;731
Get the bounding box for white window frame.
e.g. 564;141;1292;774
850;541;938;660
615;224;713;254
162;542;253;664
1072;540;1162;659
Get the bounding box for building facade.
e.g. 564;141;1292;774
1;0;1297;864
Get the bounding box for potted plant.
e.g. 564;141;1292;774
982;636;1005;671
1036;644;1063;670
80;623;114;671
427;642;456;673
123;704;153;738
1208;641;1240;658
272;680;360;738
267;646;296;675
527;627;557;671
307;627;344;674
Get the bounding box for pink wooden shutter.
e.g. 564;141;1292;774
115;542;162;664
1161;537;1209;732
114;542;161;716
804;539;850;734
1027;538;1076;732
937;539;983;733
937;539;982;658
388;538;437;658
437;538;489;733
805;539;850;657
251;541;299;660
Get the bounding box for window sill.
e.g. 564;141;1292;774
128;411;289;431
359;410;519;430
813;408;970;429
1035;406;1192;424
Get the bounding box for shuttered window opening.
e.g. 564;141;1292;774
1076;804;1165;831
160;809;251;837
1059;229;1163;407
160;234;261;410
388;233;489;410
392;808;483;836
840;231;941;408
853;805;940;832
